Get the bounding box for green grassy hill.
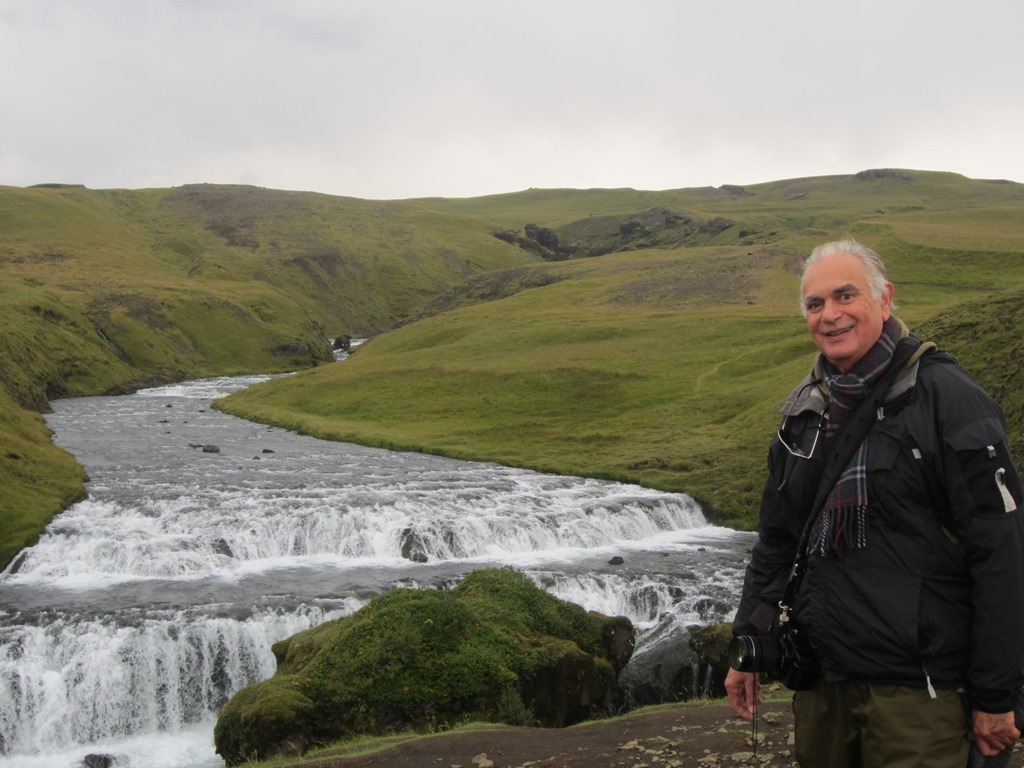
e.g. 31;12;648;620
216;170;1024;526
0;183;537;567
3;170;1024;566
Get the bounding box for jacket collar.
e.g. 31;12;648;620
781;335;936;417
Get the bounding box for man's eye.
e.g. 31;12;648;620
839;292;856;303
806;301;823;312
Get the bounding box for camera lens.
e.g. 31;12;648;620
728;635;781;673
729;636;757;671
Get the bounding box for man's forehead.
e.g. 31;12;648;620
803;281;859;298
802;254;868;293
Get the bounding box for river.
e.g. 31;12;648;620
0;371;755;767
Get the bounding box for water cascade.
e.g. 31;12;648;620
0;375;754;767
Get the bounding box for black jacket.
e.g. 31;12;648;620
733;341;1024;712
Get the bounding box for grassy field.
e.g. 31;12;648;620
3;170;1024;565
216;247;803;525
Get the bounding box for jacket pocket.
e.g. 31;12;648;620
865;431;908;529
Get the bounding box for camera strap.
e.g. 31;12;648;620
777;336;921;623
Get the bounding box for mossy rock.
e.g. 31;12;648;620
212;679;315;764
214;567;635;765
689;621;735;680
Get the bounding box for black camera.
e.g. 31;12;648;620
728;627;819;691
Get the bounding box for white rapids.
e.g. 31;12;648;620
0;373;754;767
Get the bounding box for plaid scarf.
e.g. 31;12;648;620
808;316;904;557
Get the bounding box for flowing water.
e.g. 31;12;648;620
0;370;755;767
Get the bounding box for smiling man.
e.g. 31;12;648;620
801;247;894;373
725;240;1024;767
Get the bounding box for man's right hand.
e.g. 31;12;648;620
725;668;762;720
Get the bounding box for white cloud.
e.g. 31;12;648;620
2;0;1023;197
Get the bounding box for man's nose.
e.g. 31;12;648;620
821;298;842;322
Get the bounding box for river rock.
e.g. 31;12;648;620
212;538;234;558
82;755;117;768
213;567;635;766
617;621;732;707
688;621;734;691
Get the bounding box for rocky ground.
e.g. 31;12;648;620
287;699;801;768
283;697;1024;768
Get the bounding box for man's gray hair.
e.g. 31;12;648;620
800;239;890;316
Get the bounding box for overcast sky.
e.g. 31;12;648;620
2;0;1022;200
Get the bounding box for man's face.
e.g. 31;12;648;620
801;252;894;373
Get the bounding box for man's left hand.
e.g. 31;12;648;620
974;710;1021;757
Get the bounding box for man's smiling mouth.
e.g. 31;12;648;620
825;327;852;337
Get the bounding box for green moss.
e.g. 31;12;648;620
213;680;315;765
451;566;609;656
214;568;633;765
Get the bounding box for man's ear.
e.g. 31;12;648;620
881;282;895;318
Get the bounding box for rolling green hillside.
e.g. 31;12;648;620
3;170;1024;567
217;170;1024;527
0;183;537;567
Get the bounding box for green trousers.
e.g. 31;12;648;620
793;679;970;768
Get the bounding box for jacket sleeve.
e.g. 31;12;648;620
732;452;804;637
935;367;1024;713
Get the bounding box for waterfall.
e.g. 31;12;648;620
0;374;754;767
11;490;708;580
0;604;355;762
